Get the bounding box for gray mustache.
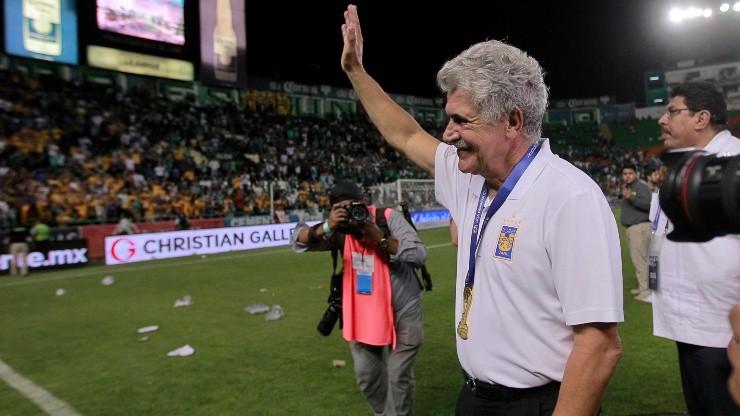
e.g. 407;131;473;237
453;140;472;151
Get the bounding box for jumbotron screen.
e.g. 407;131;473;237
79;0;196;80
95;0;185;46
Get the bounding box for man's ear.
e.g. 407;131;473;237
506;107;523;138
694;109;711;130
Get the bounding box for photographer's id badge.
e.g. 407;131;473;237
352;252;375;295
648;255;659;290
357;271;372;295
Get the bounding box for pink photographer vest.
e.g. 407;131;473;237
341;206;395;348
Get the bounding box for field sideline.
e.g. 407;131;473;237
0;210;688;415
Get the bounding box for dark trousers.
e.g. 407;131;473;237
676;341;740;416
454;376;559;416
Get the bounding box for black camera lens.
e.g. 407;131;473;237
317;304;341;336
347;202;370;222
659;149;740;242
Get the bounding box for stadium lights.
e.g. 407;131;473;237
669;2;740;22
669;7;711;22
720;2;740;12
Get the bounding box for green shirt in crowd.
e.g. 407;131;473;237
31;222;51;241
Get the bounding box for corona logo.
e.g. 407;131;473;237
110;238;136;262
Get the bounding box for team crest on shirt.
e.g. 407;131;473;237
494;220;520;261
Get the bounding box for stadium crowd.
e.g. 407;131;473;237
0;67;660;230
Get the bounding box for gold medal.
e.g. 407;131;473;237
457;286;473;340
457;321;469;339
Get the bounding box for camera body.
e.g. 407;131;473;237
659;148;740;242
346;201;370;222
317;300;341;336
317;271;343;336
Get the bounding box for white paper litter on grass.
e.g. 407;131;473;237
174;295;192;308
265;305;284;321
245;303;270;314
167;344;194;357
137;325;159;333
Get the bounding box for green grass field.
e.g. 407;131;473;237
0;209;688;415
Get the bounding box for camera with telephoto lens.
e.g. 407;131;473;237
658;148;740;242
346;201;370;222
317;272;343;336
317;299;341;336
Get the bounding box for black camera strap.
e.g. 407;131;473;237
328;232;345;330
330;237;339;274
330;231;345;274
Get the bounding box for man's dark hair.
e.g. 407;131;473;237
670;81;728;128
329;180;365;205
621;162;637;173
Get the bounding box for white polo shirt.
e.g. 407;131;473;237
435;139;623;388
651;130;740;348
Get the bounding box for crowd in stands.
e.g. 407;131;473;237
0;67;664;230
545;121;662;203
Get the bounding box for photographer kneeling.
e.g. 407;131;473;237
291;180;427;416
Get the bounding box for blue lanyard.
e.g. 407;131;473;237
652;208;669;232
465;143;541;287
